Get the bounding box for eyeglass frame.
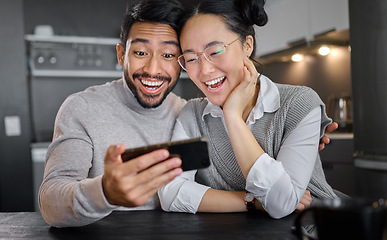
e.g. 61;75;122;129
177;37;240;72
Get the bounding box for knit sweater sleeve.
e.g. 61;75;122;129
39;94;117;227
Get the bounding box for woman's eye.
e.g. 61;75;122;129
210;49;225;56
186;57;197;63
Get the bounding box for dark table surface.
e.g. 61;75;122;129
0;210;299;239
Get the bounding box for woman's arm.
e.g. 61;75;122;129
158;119;264;213
222;58;320;218
245;107;321;218
222;58;265;178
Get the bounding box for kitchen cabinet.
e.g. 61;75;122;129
255;0;309;56
310;0;349;37
320;134;355;197
255;0;349;57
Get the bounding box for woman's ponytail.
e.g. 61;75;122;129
235;0;268;27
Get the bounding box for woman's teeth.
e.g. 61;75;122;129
141;79;164;89
205;76;225;90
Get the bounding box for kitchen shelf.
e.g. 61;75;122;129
30;69;123;78
25;34;119;45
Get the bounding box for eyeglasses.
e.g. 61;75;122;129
177;38;240;72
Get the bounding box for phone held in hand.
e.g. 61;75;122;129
121;137;211;171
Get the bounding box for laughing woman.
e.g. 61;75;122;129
158;0;341;219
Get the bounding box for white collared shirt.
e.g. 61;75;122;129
158;76;321;218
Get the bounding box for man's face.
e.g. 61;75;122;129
117;22;181;108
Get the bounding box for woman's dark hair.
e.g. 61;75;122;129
119;0;185;51
178;0;268;57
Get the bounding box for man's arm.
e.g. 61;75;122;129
39;95;183;228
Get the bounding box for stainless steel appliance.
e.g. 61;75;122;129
327;94;353;132
25;34;122;210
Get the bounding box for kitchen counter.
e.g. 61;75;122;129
326;132;353;140
0;210;298;239
320;133;355;197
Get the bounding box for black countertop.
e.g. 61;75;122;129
0;210;298;239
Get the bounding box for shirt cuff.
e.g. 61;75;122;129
74;175;118;217
245;153;285;204
170;181;210;213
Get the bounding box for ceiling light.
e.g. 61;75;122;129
319;46;331;56
291;54;304;62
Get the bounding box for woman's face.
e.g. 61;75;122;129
179;14;252;107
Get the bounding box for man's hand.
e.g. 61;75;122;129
319;122;338;151
295;190;312;212
102;144;182;207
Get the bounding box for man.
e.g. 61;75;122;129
39;0;336;228
39;0;186;227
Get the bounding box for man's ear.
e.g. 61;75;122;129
244;35;254;57
116;43;125;67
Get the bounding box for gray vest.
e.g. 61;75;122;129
179;83;337;199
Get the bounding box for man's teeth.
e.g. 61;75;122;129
141;79;164;88
205;76;225;89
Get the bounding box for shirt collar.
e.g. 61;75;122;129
202;75;280;124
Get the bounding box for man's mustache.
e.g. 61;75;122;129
133;73;171;82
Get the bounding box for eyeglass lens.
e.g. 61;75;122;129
178;44;227;71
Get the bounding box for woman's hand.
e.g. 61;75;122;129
319;122;338;151
295;190;312;212
223;57;259;120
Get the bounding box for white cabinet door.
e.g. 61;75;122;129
255;0;349;57
255;0;309;57
309;0;349;37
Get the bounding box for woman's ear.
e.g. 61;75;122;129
116;43;125;67
244;35;254;57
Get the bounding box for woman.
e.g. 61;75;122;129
158;0;339;219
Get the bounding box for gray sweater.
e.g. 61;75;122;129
178;83;337;199
39;79;186;227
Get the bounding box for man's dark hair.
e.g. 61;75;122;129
119;0;185;51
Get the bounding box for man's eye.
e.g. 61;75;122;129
134;51;147;56
163;53;176;59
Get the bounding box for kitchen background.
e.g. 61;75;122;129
0;0;385;212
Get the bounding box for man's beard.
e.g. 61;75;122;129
124;70;177;108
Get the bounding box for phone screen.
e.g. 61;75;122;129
121;137;211;171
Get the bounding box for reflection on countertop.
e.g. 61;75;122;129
326;132;353;140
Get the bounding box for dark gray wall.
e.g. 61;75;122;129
23;0;202;38
23;0;130;37
349;0;387;155
0;0;34;211
349;0;387;200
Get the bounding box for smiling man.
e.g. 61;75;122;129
117;21;181;108
38;0;187;228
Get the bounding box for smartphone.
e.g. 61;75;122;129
121;137;211;171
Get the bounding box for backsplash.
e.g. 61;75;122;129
262;45;352;106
